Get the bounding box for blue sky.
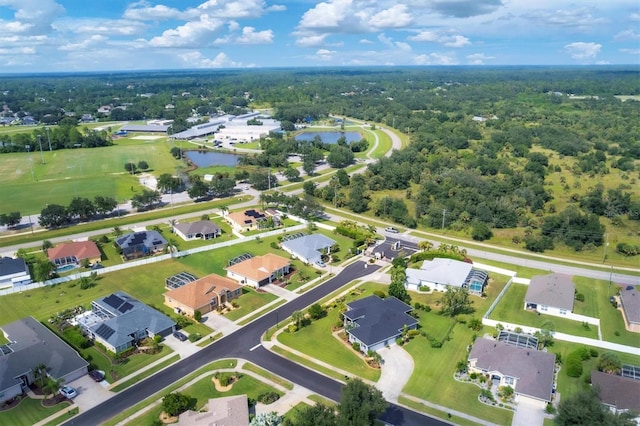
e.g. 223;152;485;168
0;0;638;73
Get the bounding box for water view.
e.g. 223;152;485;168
185;151;242;167
294;131;362;144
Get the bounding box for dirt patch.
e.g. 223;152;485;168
42;394;69;407
211;376;236;392
159;411;179;424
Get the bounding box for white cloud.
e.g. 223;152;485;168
236;27;273;44
524;7;607;30
124;3;192;21
359;38;374;44
316;48;336;61
0;0;65;35
466;52;495;64
614;29;640;41
409;30;470;48
413;52;458;65
564;42;602;60
368;4;413;29
267;4;286;12
58;34;107;51
179;50;251;68
197;0;270;19
428;0;504;18
0;46;36;55
295;34;329;48
298;0;352;30
149;14;224;47
620;48;640;55
57;18;147;36
378;33;411;51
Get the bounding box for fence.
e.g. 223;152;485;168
0;223;308;296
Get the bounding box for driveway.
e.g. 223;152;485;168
202;312;241;336
261;283;299;301
66;374;113;412
512;397;545;426
376;345;414;402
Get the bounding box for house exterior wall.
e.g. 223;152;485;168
0;382;23;404
62;365;89;385
0;271;32;287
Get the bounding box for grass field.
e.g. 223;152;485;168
489;284;599;338
1;137;181;214
0;396;71;426
125;371;281;426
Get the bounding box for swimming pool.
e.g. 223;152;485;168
56;264;77;272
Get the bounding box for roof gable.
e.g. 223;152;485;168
345;296;417;347
281;234;335;263
226;253;289;281
591;370;640;411
165;273;242;309
525;273;575;311
174;220;221;236
47;241;101;262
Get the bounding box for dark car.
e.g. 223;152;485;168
89;370;105;382
173;331;188;341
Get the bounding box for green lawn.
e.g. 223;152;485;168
403;324;514;425
83;344;173;383
0;396;71;426
1;138;181;214
489;284;599;339
111;354;181;392
277;300;381;381
223;288;278;321
242;362;294;390
126;371;281;426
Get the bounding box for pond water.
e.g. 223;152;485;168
185;151;242;167
294;131;362;144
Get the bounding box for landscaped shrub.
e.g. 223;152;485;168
565;356;583;377
174;316;193;329
373;290;386;299
188;333;201;342
418;285;431;292
257;391;280;404
351;342;360;352
589;348;598;358
470;372;478;380
575;293;585;302
270;242;279;249
63;326;92;349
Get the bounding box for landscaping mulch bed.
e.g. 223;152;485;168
0;395;23;411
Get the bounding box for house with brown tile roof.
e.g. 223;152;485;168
225;253;290;288
226;209;267;232
47;240;101;268
164;273;243;317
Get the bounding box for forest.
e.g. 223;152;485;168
1;66;638;255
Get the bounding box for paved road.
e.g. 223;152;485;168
65;261;445;426
376;235;640;286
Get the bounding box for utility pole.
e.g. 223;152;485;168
46;126;52;151
602;233;609;263
441;208;447;230
37;135;45;164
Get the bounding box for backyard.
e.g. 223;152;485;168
489;283;600;339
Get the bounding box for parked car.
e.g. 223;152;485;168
315;260;326;268
384;227;399;233
60;386;77;399
89;370;105;382
173;331;188;342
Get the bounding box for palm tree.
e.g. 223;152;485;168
113;226;123;237
418;240;433;252
43;377;64;400
220;205;229;217
33;363;49;389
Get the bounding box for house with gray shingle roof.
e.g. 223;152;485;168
173;220;221;241
468;338;556;405
618;287;640;333
78;292;175;353
343;295;418;353
281;233;335;266
0;317;88;404
524;273;575;316
116;230;168;260
591;370;640;416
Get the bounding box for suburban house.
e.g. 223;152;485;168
0;317;89;404
281;233;336;265
164;273;243;317
524;273;575;316
591;370;640;417
0;256;32;287
47;241;101;269
115;230;168;260
467;338;556;406
177;395;249;426
76;292;175;353
343;295;418;353
225;209;268;232
618;286;640;333
173;220;222;241
225;253;291;288
405;258;488;294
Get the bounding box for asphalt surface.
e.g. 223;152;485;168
65;261;446;426
376;235;640;286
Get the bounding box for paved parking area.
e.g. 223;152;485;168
512;397;545;426
376;345;414;402
203;312;241;336
66;374;113;411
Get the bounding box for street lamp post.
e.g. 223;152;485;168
37;135;45;164
45;126;52;151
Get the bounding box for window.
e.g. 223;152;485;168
559;309;567;315
504;376;515;386
540;305;548;312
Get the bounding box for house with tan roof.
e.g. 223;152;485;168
47;240;101;269
225;209;267;232
164;273;243;317
225;253;290;288
177;395;249;426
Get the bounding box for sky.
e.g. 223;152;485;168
0;0;638;73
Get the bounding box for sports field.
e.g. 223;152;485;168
1;137;181;214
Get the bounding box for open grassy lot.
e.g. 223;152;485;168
125;370;281;426
83;344;174;384
0;396;71;426
1;138;181;214
489;284;599;339
573;277;640;347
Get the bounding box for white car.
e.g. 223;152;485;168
384;227;399;233
60;386;77;399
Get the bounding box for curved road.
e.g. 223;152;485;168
65;261;445;426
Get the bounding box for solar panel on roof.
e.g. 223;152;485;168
95;323;115;340
119;302;134;313
104;294;123;309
